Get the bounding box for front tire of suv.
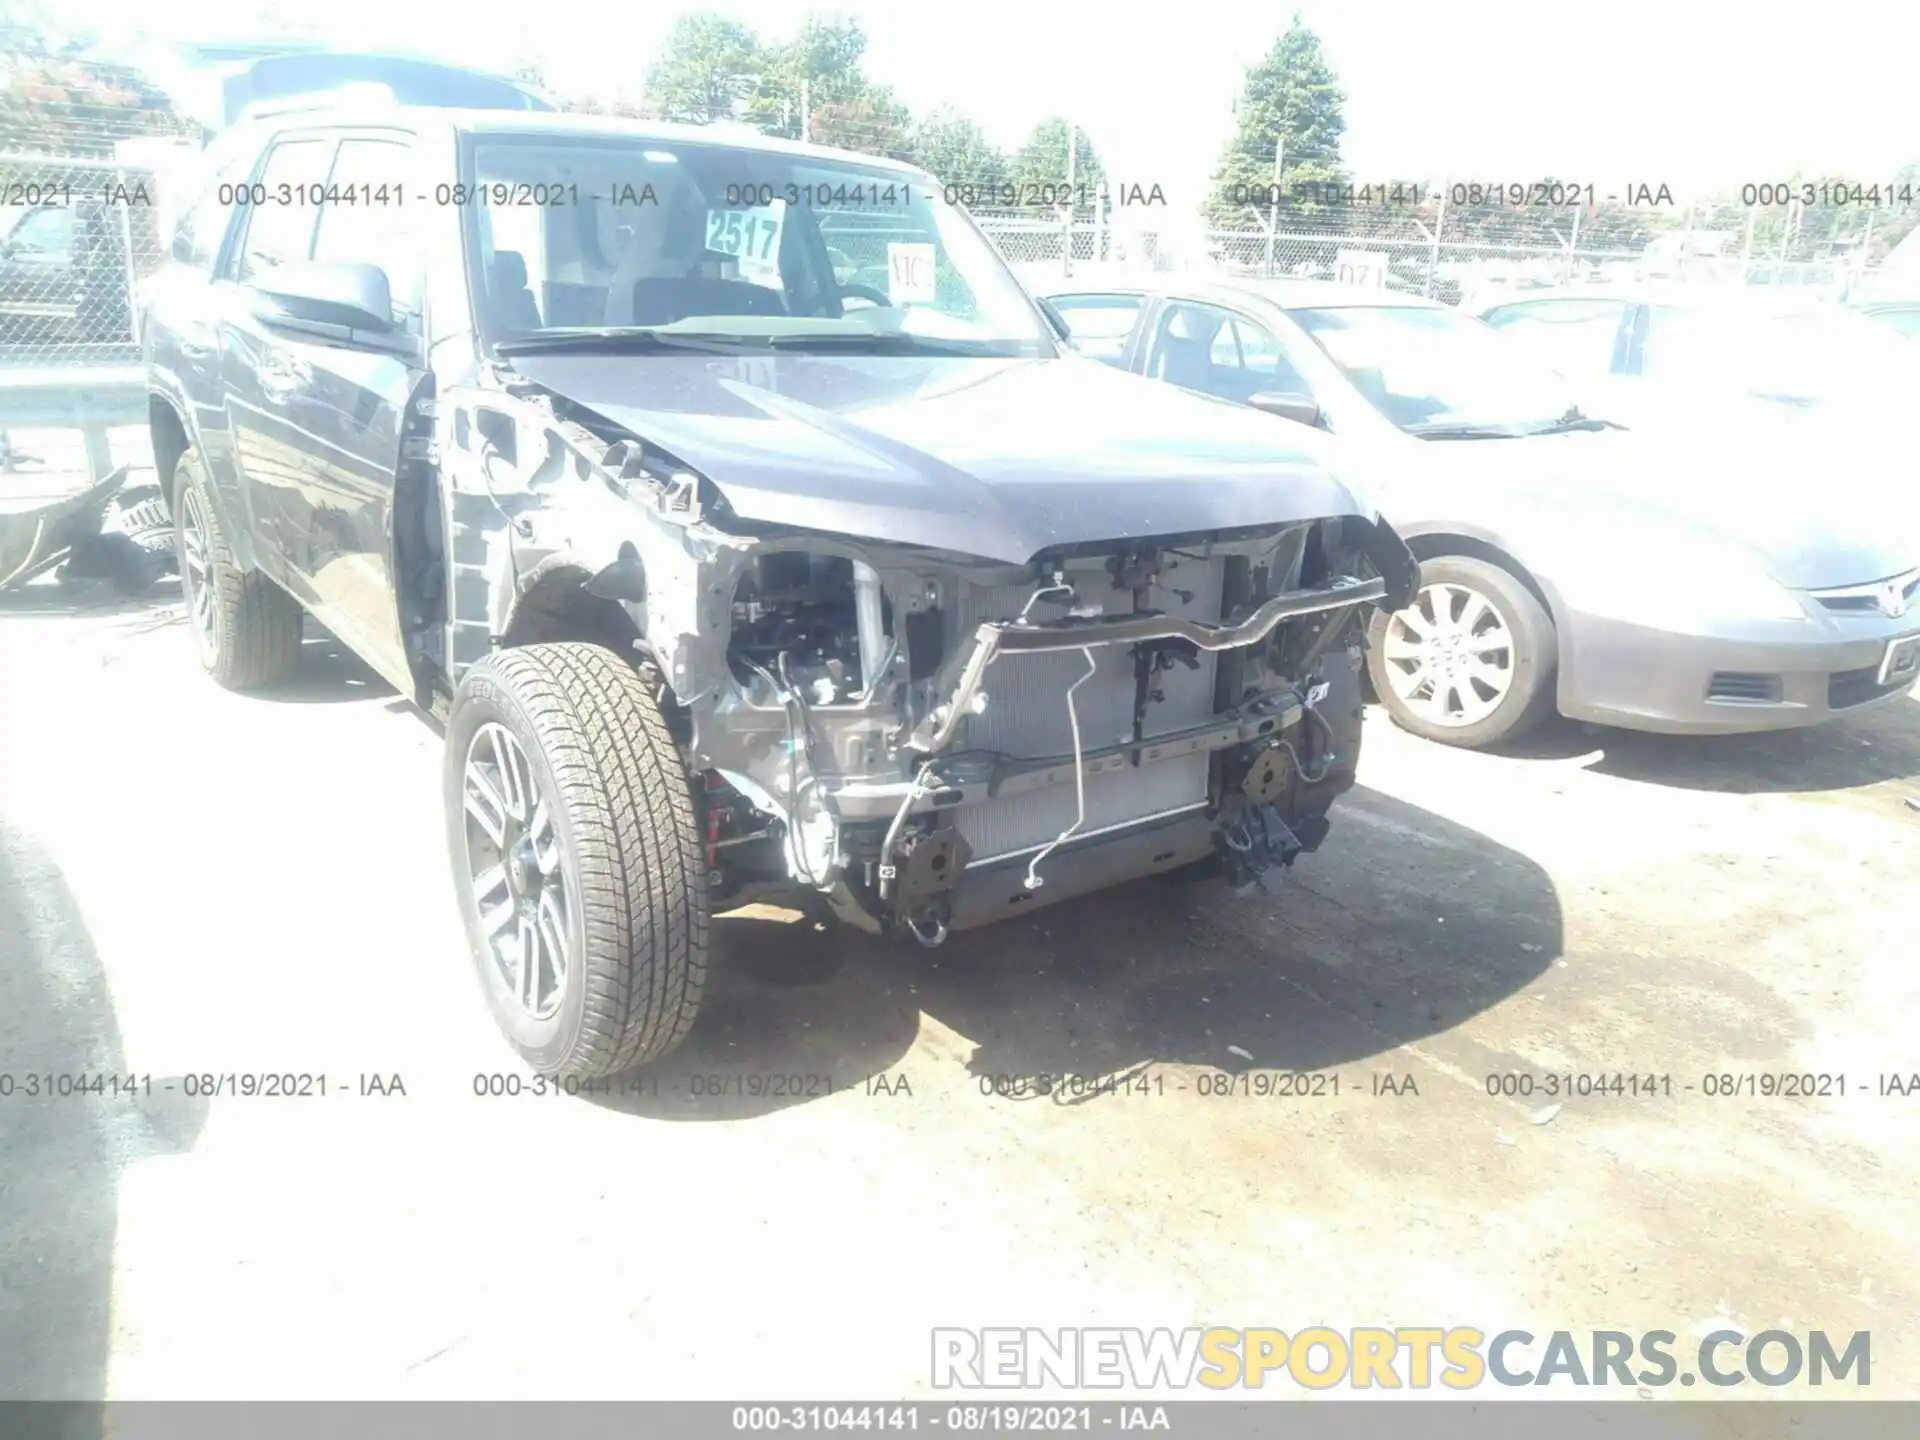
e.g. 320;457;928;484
445;643;710;1079
174;447;303;690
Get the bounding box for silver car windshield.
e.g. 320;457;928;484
1290;304;1582;436
463;134;1053;357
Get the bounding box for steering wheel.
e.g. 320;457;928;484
823;284;894;314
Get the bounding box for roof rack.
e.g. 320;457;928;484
233;82;399;124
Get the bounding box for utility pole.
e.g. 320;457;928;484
799;78;810;143
1776;197;1797;286
1265;135;1285;277
1858;208;1876;298
1064;122;1077;277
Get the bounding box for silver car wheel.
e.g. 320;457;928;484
461;721;571;1022
178;486;217;658
1381;580;1516;728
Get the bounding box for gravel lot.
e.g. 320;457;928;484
2;573;1916;1406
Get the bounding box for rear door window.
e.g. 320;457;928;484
1149;303;1314;404
1047;293;1144;365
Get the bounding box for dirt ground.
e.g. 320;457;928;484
1;572;1916;1408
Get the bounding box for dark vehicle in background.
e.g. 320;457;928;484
1040;276;1920;749
217;51;553;125
143;95;1413;1080
0;199;134;359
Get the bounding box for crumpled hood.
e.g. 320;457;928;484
1430;410;1920;590
502;352;1372;564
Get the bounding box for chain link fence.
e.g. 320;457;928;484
0;153;169;370
979;190;1916;305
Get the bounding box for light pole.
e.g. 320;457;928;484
1264;135;1285;277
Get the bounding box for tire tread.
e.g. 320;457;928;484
460;643;708;1076
178;449;302;690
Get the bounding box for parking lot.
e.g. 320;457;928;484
2;571;1915;1403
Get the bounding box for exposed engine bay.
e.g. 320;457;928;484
700;530;1398;946
426;373;1418;948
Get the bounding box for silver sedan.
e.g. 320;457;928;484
1038;277;1920;748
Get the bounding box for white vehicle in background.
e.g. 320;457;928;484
1467;283;1920;420
1036;276;1920;751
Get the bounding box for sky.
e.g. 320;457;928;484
50;0;1920;209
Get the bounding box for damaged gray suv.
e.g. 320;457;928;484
145;103;1415;1078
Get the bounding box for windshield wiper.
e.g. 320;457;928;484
1528;405;1622;435
493;328;1021;360
492;328;762;357
1407;422;1526;441
757;333;1025;357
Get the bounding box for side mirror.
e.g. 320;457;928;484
249;261;398;340
1036;297;1072;344
1247;390;1322;426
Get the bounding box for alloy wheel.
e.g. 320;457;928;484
178;487;217;659
1380;580;1517;727
460;721;572;1021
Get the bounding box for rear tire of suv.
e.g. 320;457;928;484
445;643;710;1079
174;447;303;691
1365;555;1558;749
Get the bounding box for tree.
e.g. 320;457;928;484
1206;14;1347;227
806;87;914;159
907;108;1009;188
750;14;912;157
1008;117;1105;203
641;13;767;125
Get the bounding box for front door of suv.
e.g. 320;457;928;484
220;129;424;692
219;133;335;593
289;132;427;691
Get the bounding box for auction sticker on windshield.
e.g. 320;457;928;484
887;241;937;304
704;199;785;288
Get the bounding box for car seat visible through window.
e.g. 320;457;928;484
487;250;542;333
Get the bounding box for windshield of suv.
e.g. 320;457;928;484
1289;304;1584;437
462;133;1053;357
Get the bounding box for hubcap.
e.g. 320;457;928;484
461;722;571;1021
1381;581;1517;727
178;488;216;658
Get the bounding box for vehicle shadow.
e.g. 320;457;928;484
0;819;209;1422
1496;695;1920;795
593;785;1561;1121
0;573;181;620
254;630;395;705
